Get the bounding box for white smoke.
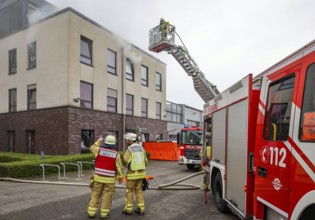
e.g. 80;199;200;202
118;38;142;64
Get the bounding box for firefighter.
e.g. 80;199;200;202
159;18;170;41
122;133;148;216
200;143;211;191
87;135;123;219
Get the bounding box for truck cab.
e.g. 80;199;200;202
177;127;203;169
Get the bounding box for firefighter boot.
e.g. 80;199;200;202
134;208;145;216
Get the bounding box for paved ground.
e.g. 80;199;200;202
0;160;238;220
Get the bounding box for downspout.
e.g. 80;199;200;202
121;47;126;151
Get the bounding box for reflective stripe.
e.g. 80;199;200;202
95;167;115;176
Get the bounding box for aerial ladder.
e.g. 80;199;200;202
148;18;219;102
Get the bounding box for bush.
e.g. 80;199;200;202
0;152;94;178
0;151;150;178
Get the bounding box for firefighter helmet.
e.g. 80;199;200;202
124;133;137;141
101;135;116;148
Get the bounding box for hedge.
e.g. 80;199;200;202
0;151;150;178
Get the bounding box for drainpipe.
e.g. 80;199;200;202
121;47;126;151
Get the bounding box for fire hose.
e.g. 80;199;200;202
0;170;205;191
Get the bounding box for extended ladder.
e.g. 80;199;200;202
149;19;219;103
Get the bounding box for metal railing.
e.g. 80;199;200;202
39;164;61;182
60;162;81;179
77;161;95;177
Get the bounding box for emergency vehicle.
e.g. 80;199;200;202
149;19;315;219
177;126;203;169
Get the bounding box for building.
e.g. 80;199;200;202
0;0;167;154
166;100;203;141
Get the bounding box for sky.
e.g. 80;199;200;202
47;0;315;110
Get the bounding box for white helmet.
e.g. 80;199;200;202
124;133;137;141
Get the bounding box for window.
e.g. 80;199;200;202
166;101;183;123
263;75;295;140
126;59;134;81
156;72;162;91
9;88;17;112
107;49;116;74
300;63;315;142
9;48;17;74
141;65;148;86
26;130;35;154
126;94;134;115
27;42;36;69
7;131;15;152
80;36;93;66
141;98;148;117
81;130;95;153
27;84;36;110
80;81;93;109
156;102;161;119
107;88;117;113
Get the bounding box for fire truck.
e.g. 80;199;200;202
149;19;315;219
177;126;203;169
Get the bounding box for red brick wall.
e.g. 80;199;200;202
0;107;167;155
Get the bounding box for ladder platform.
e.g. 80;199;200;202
149;42;174;53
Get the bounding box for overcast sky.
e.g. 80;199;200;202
47;0;315;110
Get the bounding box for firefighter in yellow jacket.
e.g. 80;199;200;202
87;135;123;218
122;133;148;216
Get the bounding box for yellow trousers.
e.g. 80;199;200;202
124;179;145;213
87;181;115;217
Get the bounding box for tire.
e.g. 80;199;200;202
214;172;229;213
186;164;195;169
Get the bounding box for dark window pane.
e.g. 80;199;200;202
80;36;92;65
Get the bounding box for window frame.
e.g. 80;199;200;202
141;65;149;86
126;59;134;81
9;88;17;112
27;84;36;110
27;41;36;70
107;88;117;113
80;81;93;109
156;72;162;91
263;74;295;141
156;102;161;120
126;94;134;115
80;36;93;66
299;63;315;142
9;48;17;74
141;98;148;118
107;49;117;75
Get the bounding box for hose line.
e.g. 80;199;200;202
0;170;205;191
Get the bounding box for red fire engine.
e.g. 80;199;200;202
149;19;315;219
177;126;203;169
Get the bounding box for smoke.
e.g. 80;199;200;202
118;38;142;64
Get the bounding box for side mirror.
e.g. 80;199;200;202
177;133;181;145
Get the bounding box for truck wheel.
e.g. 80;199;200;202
186;164;195;169
214;172;229;213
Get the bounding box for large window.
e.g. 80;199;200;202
141;65;148;86
126;59;134;81
8;48;17;74
166;101;183;123
80;81;93;109
9;88;17;112
27;42;36;69
27;84;36;110
156;72;162;91
107;88;117;113
264;75;295;140
300;63;315;142
7;131;15;152
141;98;148;117
80;36;93;66
156;102;161;119
107;49;116;74
126;94;134;115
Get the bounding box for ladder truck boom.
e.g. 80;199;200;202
148;19;219;103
